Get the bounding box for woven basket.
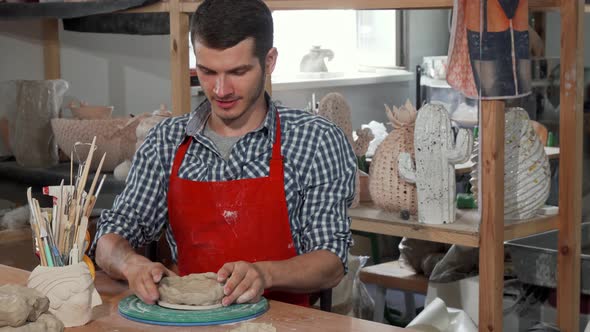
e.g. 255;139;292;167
51;117;140;171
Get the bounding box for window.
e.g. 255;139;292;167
189;10;401;78
272;10;400;77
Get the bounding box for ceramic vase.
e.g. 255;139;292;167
369;100;418;214
6;80;69;168
398;104;473;224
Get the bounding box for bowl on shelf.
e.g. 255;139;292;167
50;117;141;171
69;104;114;120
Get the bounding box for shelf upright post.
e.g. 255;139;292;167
479;100;505;332
42;19;60;80
557;0;583;330
169;0;191;115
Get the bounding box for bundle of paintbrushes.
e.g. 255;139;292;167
26;136;107;267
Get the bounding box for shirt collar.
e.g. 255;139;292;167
185;93;277;142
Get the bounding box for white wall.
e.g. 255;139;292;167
406;9;451;102
0;20;171;117
545;12;590;65
0;10;450;126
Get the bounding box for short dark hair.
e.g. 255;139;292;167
190;0;274;67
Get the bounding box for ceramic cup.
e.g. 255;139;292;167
26;262;102;327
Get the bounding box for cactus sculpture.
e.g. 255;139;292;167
470;107;550;220
317;93;374;208
398;104;473;224
369;100;418;214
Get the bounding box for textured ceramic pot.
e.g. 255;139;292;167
369;100;418;214
51;117;141;171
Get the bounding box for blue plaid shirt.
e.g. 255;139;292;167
92;95;356;269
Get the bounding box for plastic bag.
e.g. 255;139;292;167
429;245;479;283
5;80;69;168
352;255;374;320
312;254;374;318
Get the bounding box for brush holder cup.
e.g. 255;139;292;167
27;262;102;327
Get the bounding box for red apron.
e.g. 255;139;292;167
167;113;309;306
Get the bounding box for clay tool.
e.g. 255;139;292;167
75;216;89;260
40;227;54;267
26;188;44;266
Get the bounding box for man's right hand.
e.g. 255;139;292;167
122;254;176;304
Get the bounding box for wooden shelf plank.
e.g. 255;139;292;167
349;203;559;248
117;0;561;13
116;2;170;13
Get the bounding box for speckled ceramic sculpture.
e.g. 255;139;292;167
470;107;550;220
51;117;141;171
27;263;101;328
399;104;473;224
369;100;418;214
317;93;373;208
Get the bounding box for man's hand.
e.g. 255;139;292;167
217;261;271;306
122;254;176;304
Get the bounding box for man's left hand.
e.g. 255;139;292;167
217;261;271;306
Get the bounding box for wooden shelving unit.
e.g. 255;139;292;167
350;203;560;248
19;0;584;331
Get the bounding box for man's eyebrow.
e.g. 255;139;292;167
196;64;254;72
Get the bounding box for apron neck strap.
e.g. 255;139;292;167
270;111;282;161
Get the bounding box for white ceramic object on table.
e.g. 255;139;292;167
27;262;102;327
470;107;550;220
398;104;473;224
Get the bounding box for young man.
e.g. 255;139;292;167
92;0;356;307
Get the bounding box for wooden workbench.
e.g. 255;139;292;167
0;264;408;332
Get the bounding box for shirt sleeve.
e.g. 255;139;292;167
90;131;170;257
298;124;356;272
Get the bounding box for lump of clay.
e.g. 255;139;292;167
0;313;64;332
0;285;49;327
158;272;224;306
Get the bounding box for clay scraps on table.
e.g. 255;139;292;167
0;284;63;332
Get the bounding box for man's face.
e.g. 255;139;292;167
195;38;275;124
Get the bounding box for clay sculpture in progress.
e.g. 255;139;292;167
0;285;63;332
27;263;102;328
158;272;224;309
398;104;473;224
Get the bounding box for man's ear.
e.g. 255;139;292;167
265;47;278;75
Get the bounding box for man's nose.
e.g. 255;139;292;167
214;75;232;97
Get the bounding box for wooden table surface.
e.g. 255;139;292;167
0;264;409;332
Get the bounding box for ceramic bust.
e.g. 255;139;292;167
26;263;101;327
